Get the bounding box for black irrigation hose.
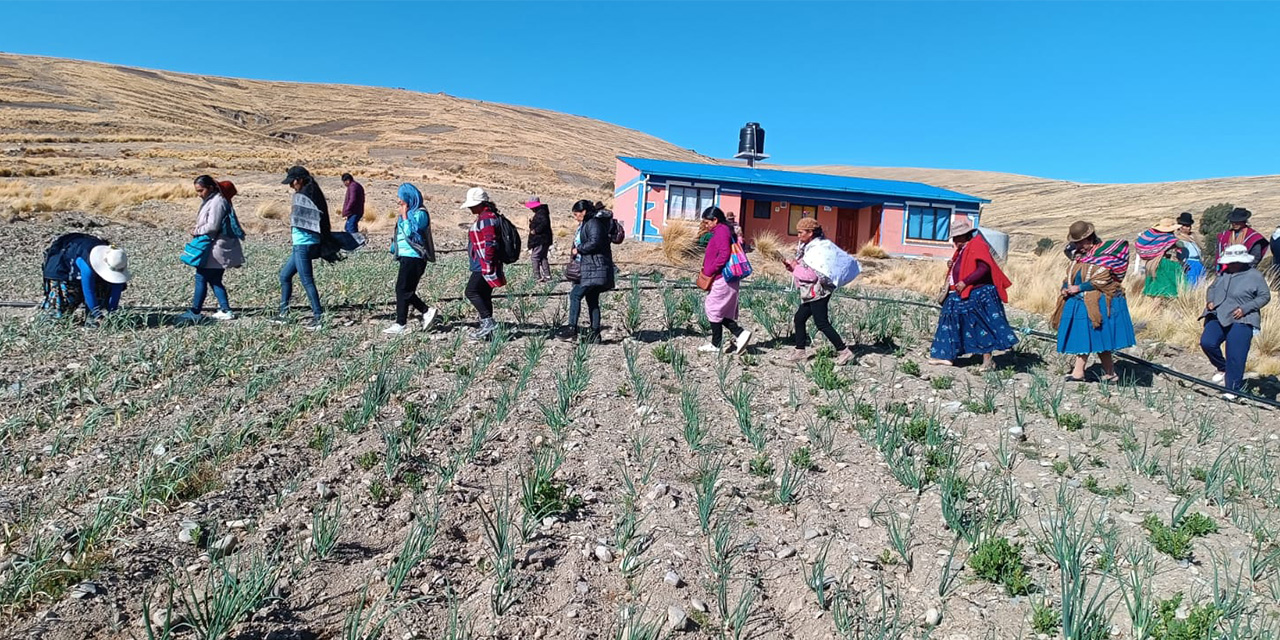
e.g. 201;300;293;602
3;274;1276;409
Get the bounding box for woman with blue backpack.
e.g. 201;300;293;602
177;175;244;324
385;183;439;335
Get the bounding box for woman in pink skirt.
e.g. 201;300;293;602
698;207;752;354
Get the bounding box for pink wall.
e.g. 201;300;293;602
613;159;643;238
878;206;971;259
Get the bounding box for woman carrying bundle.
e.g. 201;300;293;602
928;217;1017;370
783;217;856;364
1136;218;1184;299
697;206;752;354
1053;221;1136;383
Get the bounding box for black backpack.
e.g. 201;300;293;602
494;214;522;264
609;219;625;245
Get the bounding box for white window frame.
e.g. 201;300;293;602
904;201;956;243
664;182;718;222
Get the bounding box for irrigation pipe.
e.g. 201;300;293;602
1;273;1276;409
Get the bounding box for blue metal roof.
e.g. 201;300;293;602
619;156;990;205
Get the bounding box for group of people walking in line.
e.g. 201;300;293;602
36;166;1276;398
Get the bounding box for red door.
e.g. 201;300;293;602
835;208;857;253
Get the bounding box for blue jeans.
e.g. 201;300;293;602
344;214;362;234
1200;320;1253;392
192;267;230;314
280;245;322;318
567;283;604;332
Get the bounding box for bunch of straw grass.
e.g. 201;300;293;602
856;242;889;259
661;222;701;266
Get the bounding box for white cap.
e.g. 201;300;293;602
461;187;490;209
1217;244;1255;265
89;245;132;284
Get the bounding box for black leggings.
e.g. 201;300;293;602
395;257;429;325
465;272;494;320
794;296;846;351
710;318;743;348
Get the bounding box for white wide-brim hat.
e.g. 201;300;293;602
89;245;132;284
1217;244;1256;265
461;187;490;209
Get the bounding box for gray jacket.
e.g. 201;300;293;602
1201;268;1271;329
194;194;245;269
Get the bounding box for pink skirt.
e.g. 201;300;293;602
704;276;740;323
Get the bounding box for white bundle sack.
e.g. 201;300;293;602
802;238;861;287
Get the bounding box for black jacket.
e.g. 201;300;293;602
577;210;616;290
528;206;552;249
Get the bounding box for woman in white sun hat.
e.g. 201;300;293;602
1200;244;1272;399
40;233;133;325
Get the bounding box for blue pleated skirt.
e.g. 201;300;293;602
930;285;1020;360
1056;293;1136;355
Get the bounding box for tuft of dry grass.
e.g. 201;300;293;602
750;230;789;264
256;201;287;220
660;222;701;266
0;181;190;216
856;242;889;259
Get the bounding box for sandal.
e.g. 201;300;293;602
1064;375;1086;383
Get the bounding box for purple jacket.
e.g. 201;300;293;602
342;180;365;218
702;223;733;278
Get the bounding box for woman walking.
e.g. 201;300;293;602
178;175;244;324
525;197;553;283
274;165;330;330
1217;207;1269;271
927;217;1017;370
40;233;132;325
463;187;505;340
1200;244;1272;399
782;218;856;364
698;206;751;354
1136;218;1184;299
385;183;439;335
1053;221;1136;383
1176;212;1206;287
558;200;616;342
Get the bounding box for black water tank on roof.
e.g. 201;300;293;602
738;122;765;156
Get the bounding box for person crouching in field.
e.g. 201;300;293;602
177;175;244;324
1136;218;1184;300
385;183;438;335
697;206;752;354
1200;244;1272;400
783;217;856;364
273;165;330;330
463;187;505;340
1053;221;1136;383
928;217;1017;371
41;233;132;326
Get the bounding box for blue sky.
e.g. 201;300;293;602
2;1;1277;183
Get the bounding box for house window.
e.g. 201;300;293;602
666;185;716;221
788;204;817;235
752;200;771;219
905;205;953;241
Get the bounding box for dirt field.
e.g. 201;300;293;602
1;210;1279;640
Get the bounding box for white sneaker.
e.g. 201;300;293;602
211;310;235;321
1212;372;1225;384
422;307;438;331
383;323;408;335
1221;392;1238;401
733;329;753;354
697;343;720;353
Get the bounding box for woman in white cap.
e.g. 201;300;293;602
1200;244;1272;399
462;186;506;339
40;233;132;325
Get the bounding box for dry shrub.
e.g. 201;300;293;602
751;230;789;264
257;201;287;220
0;181;188;216
857;242;889;259
862;258;947;295
661;222;701;266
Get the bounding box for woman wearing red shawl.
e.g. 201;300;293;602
1217;207;1269;272
1053;221;1136;383
1135;218;1184;299
928;217;1017;370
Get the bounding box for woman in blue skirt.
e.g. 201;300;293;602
1053;221;1137;382
929;217;1018;370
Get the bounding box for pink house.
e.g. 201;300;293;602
613;157;990;259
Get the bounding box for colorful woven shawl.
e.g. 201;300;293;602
1077;239;1130;282
1218;227;1269;257
1135;228;1178;260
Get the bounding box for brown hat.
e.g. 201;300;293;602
1067;221;1095;243
796;217;821;232
950;217;975;238
1152;218;1177;233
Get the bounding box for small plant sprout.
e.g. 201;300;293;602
311;499;343;560
803;539;837;610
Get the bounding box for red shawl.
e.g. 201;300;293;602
955;234;1012;302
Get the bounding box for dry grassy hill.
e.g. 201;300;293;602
6;53;1280;250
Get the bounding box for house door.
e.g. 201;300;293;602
835;209;857;253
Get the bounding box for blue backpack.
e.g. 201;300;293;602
405;207;436;262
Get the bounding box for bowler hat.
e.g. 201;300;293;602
1067;221;1095;244
1228;207;1252;223
1176;212;1194;227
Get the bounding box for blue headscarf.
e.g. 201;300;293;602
398;183;425;218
